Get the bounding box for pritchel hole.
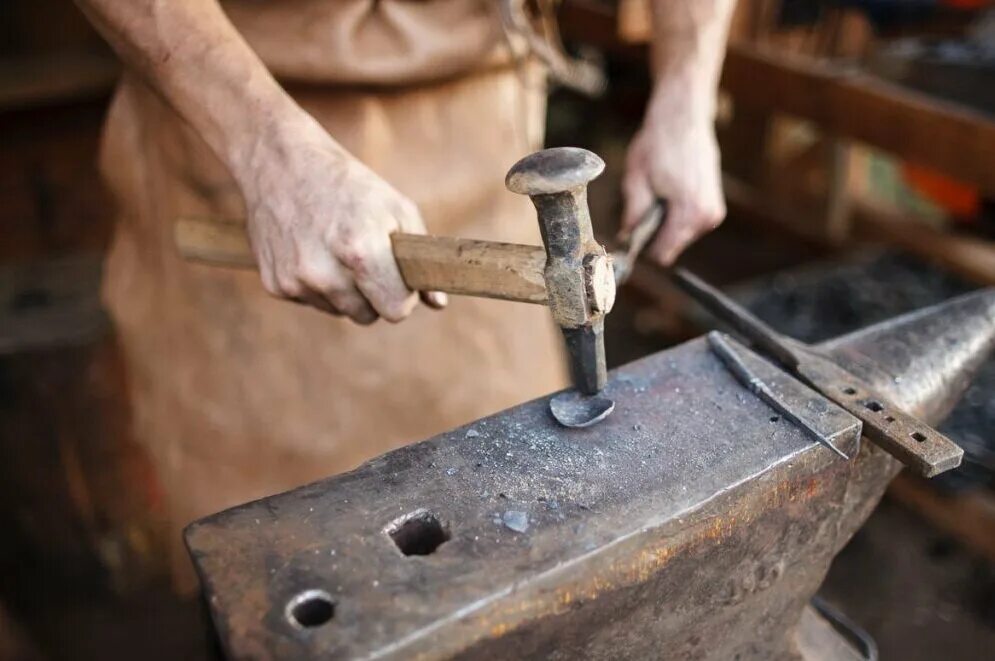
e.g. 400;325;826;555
911;431;928;443
885;416;896;423
864;400;884;412
842;386;857;395
286;590;335;629
385;510;449;556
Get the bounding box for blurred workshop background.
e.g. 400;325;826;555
1;0;993;659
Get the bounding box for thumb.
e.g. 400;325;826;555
420;290;448;309
394;196;448;310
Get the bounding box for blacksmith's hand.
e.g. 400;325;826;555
619;0;736;267
620;85;726;267
238;112;447;324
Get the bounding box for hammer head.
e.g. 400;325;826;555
506;147;615;394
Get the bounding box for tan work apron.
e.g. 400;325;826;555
99;0;566;589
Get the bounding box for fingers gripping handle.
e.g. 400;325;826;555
173;218;549;305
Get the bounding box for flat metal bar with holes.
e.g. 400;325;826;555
185;289;995;660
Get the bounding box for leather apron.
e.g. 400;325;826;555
99;0;567;589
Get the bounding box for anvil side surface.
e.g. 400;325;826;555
186;338;862;660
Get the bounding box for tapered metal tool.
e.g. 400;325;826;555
707;331;849;459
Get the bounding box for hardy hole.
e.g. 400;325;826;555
386;510;449;556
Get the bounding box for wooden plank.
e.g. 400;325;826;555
721;45;995;194
173;218;255;269
558;0;646;57
721;173;829;245
853;201;995;285
560;3;995;192
724;173;995;286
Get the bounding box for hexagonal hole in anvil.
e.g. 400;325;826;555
384;509;450;557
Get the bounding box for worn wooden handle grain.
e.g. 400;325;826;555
174;217;549;305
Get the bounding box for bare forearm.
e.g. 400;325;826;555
74;0;439;323
648;0;737;117
620;0;737;265
73;0;322;173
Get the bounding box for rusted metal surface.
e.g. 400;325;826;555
672;267;966;477
822;288;995;423
707;331;849;458
795;341;962;477
186;289;995;660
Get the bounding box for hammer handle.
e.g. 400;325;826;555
174;217;549;305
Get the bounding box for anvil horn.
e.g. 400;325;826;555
821;288;995;424
814;288;995;568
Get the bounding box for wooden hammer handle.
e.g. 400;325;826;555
174;217;549;305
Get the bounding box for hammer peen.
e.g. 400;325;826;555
173;147;616;396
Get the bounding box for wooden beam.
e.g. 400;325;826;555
853;201;995;285
560;2;995;192
888;473;995;564
721;45;995;194
724;171;995;285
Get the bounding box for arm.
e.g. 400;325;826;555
74;0;444;323
621;0;737;265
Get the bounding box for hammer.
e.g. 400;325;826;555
173;147;616;395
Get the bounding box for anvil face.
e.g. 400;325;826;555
185;339;863;660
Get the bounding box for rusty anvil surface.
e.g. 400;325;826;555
186;290;995;660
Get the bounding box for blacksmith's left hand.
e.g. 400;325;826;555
620;81;727;266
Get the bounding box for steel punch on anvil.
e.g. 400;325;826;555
174;146;965;475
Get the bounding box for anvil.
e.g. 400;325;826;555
185;288;995;660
